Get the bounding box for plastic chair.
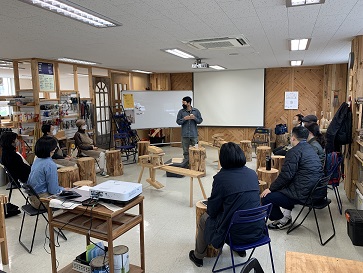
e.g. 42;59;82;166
0;163;27;202
19;183;67;253
114;132;137;163
325;152;343;215
287;176;335;246
251;128;271;153
212;203;275;273
240;258;264;273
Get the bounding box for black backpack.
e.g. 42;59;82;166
325;102;352;154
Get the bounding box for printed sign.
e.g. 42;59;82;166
38;62;55;91
284;91;298;109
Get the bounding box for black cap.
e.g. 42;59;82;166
302;115;318;123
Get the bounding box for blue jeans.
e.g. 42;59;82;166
182;137;198;159
261;191;298;221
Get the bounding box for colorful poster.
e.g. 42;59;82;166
38;62;55;91
284;91;298;109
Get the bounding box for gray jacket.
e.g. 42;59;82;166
176;107;203;138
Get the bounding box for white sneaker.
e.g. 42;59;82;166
99;171;109;178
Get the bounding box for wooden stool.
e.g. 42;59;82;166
189;147;206;177
77;157;96;184
240;140;252;162
258;180;267;194
276;133;289;148
73;180;94;187
0;195;8;265
271;155;285;173
137;141;150;161
196;201;219;257
257;167;279;187
106;150;123;176
256;146;271;170
57;166;80;188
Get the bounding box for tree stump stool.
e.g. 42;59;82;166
258;180;267;194
256;146;271;170
271;155;285;173
257;167;279;187
106;150;123;176
276;133;289;148
77;157;96;184
240;140;252;162
73;180;94;187
189;147;206;177
57;166;80;188
196;201;219;257
137;141;150;162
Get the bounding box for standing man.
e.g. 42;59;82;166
176;96;203;160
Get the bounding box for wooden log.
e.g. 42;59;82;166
256;146;271;170
271;155;285;173
106;150;123;176
259;180;268;194
73;180;94;187
0;194;8;265
189;147;206;177
148;146;164;154
196;201;219;257
257;167;279;187
76;157;96;184
276;133;289;148
57;166;80;188
137;141;150;162
240;140;252;162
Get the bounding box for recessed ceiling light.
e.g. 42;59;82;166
162;49;196;59
290;60;303;66
57;57;98;65
210;65;226;70
131;70;153;74
18;0;121;28
286;0;325;7
289;38;311;51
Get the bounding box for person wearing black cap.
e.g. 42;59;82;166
302;114;318;127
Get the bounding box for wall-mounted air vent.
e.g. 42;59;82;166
185;36;249;50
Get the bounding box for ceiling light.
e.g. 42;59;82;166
131;70;153;74
210;65;226;70
19;0;121;28
57;58;98;65
289;38;310;51
290;60;303;66
162;49;196;59
286;0;325;7
0;67;14;70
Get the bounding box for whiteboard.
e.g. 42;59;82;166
121;90;193;129
194;69;265;126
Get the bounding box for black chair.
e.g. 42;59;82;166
240;258;264;273
325;152;343;215
212;203;275;273
114;132;137;163
251;128;271;153
287;176;335;246
0;163;27;202
19;183;67;253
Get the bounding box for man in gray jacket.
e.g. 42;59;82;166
176;96;203;160
261;126;323;230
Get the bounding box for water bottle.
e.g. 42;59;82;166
266;155;271;170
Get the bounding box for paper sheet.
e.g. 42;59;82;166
49;199;81;210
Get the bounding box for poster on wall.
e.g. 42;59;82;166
38;62;55;92
284;91;298;109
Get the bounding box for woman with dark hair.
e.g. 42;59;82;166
189;142;264;268
27;136;65;208
0;132;31;185
305;122;325;166
293;114;304;127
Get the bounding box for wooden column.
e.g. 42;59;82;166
196;201;219;257
106;150;123;176
256;146;271;170
189;147;206;177
240;140;252;162
77;157;96;184
57;166;80;188
0;195;8;265
271;155;285;173
257;167;279;187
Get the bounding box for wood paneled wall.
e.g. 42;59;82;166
171;73;193;90
150;73;171;90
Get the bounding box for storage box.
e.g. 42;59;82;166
72;246;108;273
165;158;188;178
355;189;363;210
345;209;363;246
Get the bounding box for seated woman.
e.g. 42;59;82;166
74;119;108;177
0;132;31;186
189;142;264;267
27;136;65;208
305;122;325;166
41;124;76;167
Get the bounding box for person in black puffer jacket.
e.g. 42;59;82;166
261;126;323;230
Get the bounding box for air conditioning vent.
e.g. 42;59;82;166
185;36;249;50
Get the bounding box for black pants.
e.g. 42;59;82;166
261;192;299;220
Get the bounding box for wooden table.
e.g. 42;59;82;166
285;251;363;273
43;196;145;273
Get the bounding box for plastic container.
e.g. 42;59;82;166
345;209;363;246
90;256;109;273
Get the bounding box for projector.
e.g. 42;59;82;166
90;180;142;202
192;62;209;69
